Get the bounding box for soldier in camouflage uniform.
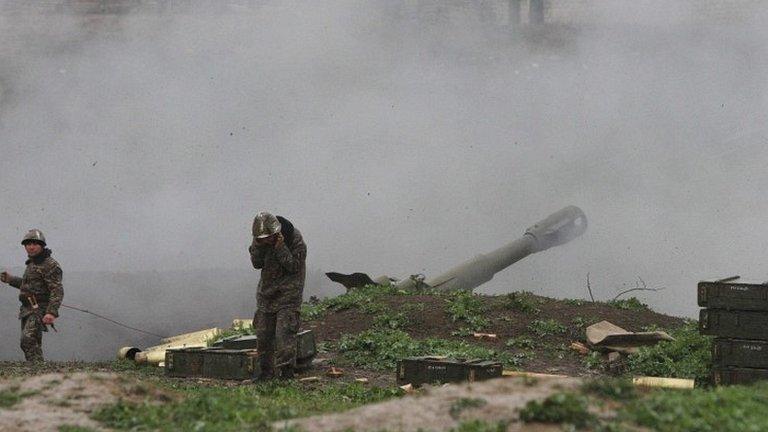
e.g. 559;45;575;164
249;212;306;379
0;229;63;362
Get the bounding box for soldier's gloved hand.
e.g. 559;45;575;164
42;314;55;325
274;232;284;248
0;271;9;283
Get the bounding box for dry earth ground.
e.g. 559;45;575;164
280;376;586;432
0;372;170;432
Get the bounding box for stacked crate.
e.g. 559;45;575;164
699;279;768;385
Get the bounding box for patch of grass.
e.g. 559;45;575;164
449;419;508;432
583;351;603;370
337;329;523;370
625;320;711;384
519;392;595;429
93;381;402;432
505;336;536;350
571;316;590;329
582;378;637;401
502;291;541;314
607;297;648;311
619;382;768;432
300;302;328;321
449;397;487;419
528;319;567;337
0;386;39;408
373;311;409;330
564;298;587;306
445;291;490;331
58;426;98;432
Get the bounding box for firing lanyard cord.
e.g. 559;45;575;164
4;283;167;339
58;304;166;338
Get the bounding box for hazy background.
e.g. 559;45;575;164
1;0;767;360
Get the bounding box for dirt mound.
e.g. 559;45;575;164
0;371;171;432
280;375;581;432
305;292;685;378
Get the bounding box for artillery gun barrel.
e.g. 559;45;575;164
396;206;587;292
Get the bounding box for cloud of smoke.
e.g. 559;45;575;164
0;1;766;360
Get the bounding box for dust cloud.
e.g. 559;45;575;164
0;1;766;360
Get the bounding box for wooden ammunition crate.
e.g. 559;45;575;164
396;357;502;387
698;281;768;311
699;309;768;340
713;338;768;369
712;367;768;386
165;348;261;380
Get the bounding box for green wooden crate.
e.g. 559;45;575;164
396;356;502;387
712;367;768;386
699;309;768;340
166;348;261;380
713;338;768;368
167;330;317;379
698;281;768;311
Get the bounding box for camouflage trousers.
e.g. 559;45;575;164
20;314;44;362
253;307;300;379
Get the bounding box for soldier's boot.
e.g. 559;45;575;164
275;360;295;379
21;339;43;363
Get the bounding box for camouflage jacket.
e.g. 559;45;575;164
7;248;64;319
249;220;306;313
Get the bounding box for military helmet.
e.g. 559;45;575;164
21;229;46;246
252;212;281;239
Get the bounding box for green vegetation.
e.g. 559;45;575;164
373;311;409;330
300;302;327;321
519;392;595;429
505;336;536;350
528;319;567;337
449;420;508;432
93;381;402;432
583;351;603;370
625;320;711;383
449;397;487;419
564;298;587;306
607;297;648;311
208;322;255;346
501;291;541;314
58;426;98;432
445;291;490;331
617;382;768;432
0;386;39;408
337;329;523;370
581;378;636;401
300;284;411;321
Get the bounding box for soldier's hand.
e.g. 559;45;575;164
42;314;55;325
274;232;284;248
0;271;9;283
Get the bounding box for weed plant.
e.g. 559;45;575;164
337;329;523;370
93;381;402;432
618;382;768;432
528;319;567;337
581;378;637;401
449;419;508;432
502;291;541;314
445;291;490;331
449;397;487;419
519;392;595;429
625;320;711;383
607;297;648;311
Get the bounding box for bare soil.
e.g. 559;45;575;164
305;293;685;379
0;371;171;432
281;375;584;432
